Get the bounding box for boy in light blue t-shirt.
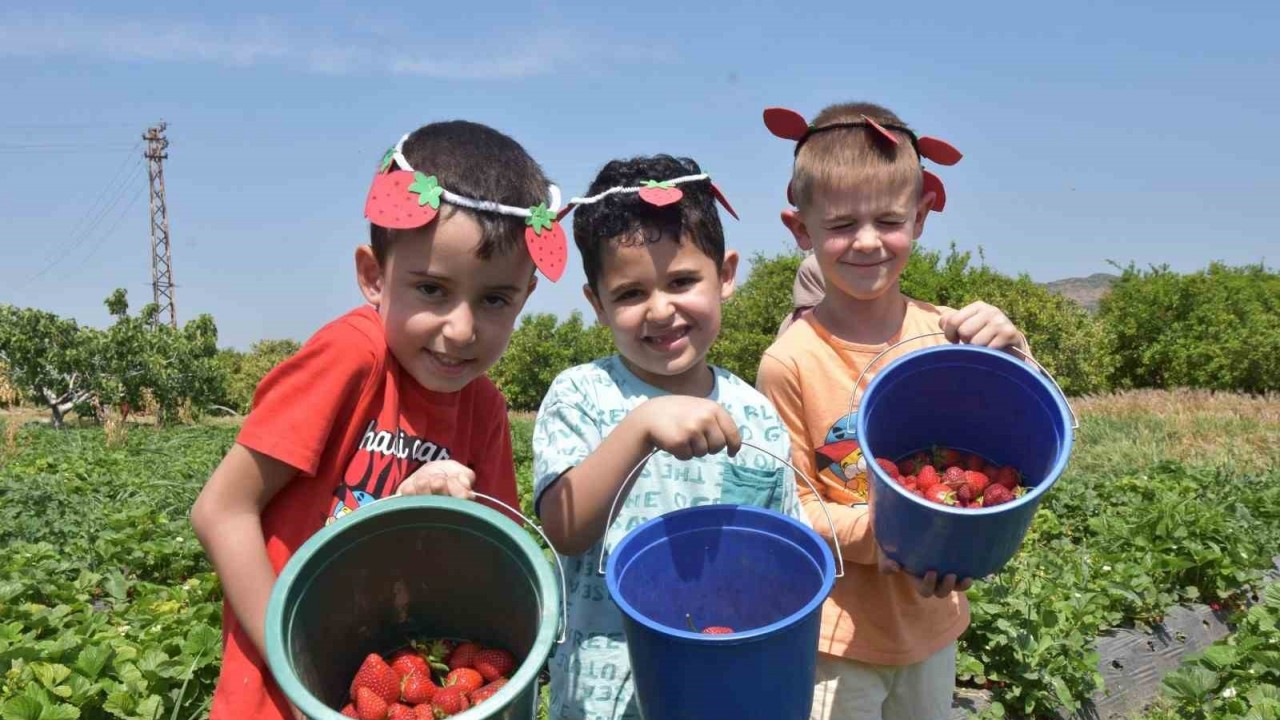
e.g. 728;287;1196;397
532;154;808;720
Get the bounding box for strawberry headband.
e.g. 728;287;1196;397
556;173;739;222
762;107;963;212
363;133;569;281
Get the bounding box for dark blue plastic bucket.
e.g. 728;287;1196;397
605;505;835;720
857;344;1074;580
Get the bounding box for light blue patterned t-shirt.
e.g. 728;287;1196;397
532;356;808;720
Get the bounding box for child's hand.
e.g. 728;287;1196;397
635;396;742;461
939;302;1026;353
877;545;973;598
396;460;475;499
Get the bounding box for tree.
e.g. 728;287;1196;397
0;305;96;427
489;312;614;411
215;338;302;414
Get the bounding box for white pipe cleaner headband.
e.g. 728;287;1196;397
364;133;568;281
557;173;739;221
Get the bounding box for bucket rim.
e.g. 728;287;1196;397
856;343;1075;516
603;504;836;642
264;494;561;719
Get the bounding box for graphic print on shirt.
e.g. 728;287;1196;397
326;419;452;525
814;412;869;505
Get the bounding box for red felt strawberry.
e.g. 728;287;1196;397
917;465;941;491
924;485;957;506
355;686;389;720
389;650;429;680
445;667;484;694
469;677;508;705
524;203;567;282
875;458;900;479
350;653;401;705
365;171;442;230
472;648;516;682
401;671;438;705
446;642;482;671
431;686;471;717
983;484;1015;507
638;180;684;207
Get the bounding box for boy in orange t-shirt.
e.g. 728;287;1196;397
755;102;1029;720
190;120;568;720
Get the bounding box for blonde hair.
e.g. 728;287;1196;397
791;102;922;209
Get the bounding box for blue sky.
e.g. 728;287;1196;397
2;1;1276;349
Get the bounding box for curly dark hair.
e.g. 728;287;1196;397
571;154;726;292
369;120;551;263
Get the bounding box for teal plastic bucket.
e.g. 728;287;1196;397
265;495;561;719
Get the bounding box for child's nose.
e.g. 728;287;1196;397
442;303;477;344
645;294;677;325
851;225;882;252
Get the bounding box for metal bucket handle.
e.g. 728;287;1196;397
594;440;846;577
843;331;1079;436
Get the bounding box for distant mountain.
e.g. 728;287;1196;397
1041;273;1118;312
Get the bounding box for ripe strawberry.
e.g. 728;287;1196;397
445;667;484;694
875;458;900;479
355;686;389;720
447;642;482;671
473;648;516;682
350;653;401;705
900;474;917;488
387;704;415;720
389;650;429;680
983;484;1015;506
401;671;438;705
994;466;1020;490
966;453;987;471
903;480;919;493
934;447;963;467
957;484;973;504
469;677;508;705
924;485;956;506
413;705;435;720
963;470;990;499
966;500;985;509
431;686;471;717
341;705;359;719
701;626;734;634
917;465;941;490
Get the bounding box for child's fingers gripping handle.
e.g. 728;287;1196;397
471;492;568;645
594;441;844;577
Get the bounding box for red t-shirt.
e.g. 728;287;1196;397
209;305;520;720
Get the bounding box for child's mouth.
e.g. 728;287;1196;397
642;327;690;351
426;349;474;375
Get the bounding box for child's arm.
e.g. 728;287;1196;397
537;395;741;556
939;302;1028;355
189;443;297;661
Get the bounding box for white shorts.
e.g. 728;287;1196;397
809;643;957;720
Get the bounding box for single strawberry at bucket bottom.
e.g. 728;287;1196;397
685;613;733;634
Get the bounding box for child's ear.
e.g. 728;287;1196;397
781;209;813;251
583;283;606;324
913;192;936;240
718;250;740;302
355;245;384;307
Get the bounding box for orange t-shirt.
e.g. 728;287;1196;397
209;305;520;720
755;297;969;666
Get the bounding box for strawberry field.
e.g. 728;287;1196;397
1;390;1278;720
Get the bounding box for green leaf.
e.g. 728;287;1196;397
103;572;128;601
1162;666;1219;701
180;625;218;660
1200;644;1239;670
0;697;43;720
524;203;553;234
407;172;443;209
38;705;79;720
134;695;162;720
74;645;111;680
32;663;72;690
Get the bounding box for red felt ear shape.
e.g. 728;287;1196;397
710;182;739;220
364;171;439;229
917;137;963;166
922;170;947;212
862;115;900;146
763;107;809;140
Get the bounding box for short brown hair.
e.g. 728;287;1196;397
369;120;551;264
791;102;922;209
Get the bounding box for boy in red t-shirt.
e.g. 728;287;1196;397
190;120;570;720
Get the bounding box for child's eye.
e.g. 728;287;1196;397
417;283;444;299
482;294;512;309
879;219;906;226
670;276;698;289
613;289;642;303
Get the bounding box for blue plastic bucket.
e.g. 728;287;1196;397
857;344;1075;580
605;504;836;720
